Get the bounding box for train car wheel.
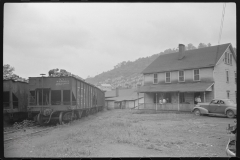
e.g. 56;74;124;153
59;112;63;125
62;112;72;123
37;114;46;126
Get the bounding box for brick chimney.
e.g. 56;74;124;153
178;44;185;60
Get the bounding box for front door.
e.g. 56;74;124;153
208;99;218;113
214;100;227;114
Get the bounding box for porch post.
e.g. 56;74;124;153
178;92;179;111
156;93;157;111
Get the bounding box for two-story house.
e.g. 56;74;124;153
137;43;236;111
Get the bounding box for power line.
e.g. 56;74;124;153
215;3;227;64
218;3;227;45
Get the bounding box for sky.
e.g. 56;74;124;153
3;2;236;79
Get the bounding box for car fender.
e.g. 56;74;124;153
225;107;237;115
192;107;209;114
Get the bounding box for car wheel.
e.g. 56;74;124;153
194;109;201;116
226;110;235;118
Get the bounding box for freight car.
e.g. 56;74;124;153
27;76;105;125
3;80;29;124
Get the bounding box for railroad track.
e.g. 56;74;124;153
4;126;56;143
4;125;40;134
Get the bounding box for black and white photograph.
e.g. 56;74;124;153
3;2;237;158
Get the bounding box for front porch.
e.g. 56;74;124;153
137;82;214;112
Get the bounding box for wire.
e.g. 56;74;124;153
215;3;227;64
218;3;227;45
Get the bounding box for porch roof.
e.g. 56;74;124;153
136;82;214;93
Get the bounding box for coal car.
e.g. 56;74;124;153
3;80;29;123
27;76;105;125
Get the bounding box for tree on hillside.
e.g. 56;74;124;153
3;64;15;78
186;43;197;50
198;43;208;48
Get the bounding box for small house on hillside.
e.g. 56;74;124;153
105;88;144;109
137;43;236;111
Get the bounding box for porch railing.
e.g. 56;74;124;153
132;103;194;112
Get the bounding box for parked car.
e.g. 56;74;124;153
192;99;236;118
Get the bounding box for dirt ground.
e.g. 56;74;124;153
4;109;235;157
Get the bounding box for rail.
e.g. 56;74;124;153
4;126;56;143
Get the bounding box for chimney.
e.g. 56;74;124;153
116;87;119;97
178;44;185;60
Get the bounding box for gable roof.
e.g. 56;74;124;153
142;43;231;74
105;90;117;98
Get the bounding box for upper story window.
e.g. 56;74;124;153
226;70;229;83
225;52;232;65
178;71;185;82
193;69;200;81
227;91;230;99
165;72;171;83
230;54;232;65
153;74;158;84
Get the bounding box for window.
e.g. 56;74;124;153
179;71;185;82
211;99;218;104
230;54;232;65
225;52;227;64
227;91;230;99
193;69;200;81
153;74;158;84
225;52;232;65
226;70;229;83
227;53;230;64
165;72;171;83
179;93;185;103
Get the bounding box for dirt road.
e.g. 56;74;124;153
4;109;235;157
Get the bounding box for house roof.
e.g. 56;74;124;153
136;82;214;93
142;43;232;74
105;90;117;98
105;88;144;101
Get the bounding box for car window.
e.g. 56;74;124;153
210;100;218;104
219;100;224;104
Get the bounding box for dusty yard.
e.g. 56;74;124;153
4;109;235;157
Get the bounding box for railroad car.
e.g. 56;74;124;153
3;80;29;123
27;76;105;125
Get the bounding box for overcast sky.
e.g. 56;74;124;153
3;2;236;79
